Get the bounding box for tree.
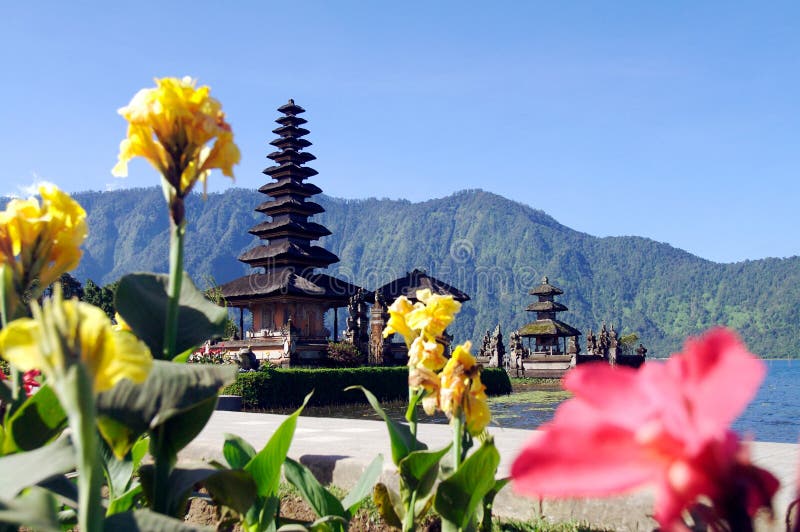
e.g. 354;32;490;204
82;279;116;318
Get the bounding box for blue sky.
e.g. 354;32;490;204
1;2;798;263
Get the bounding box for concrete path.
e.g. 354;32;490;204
182;411;799;531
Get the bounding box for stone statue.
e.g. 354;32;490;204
478;330;491;358
488;324;505;368
237;347;259;371
567;335;580;355
636;344;648;357
586;328;597;354
598;323;609;356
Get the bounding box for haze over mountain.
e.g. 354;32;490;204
64;187;800;358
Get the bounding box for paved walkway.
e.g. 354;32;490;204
183;411;799;531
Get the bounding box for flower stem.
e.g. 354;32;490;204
61;366;103;532
453;414;463;470
163;221;186;360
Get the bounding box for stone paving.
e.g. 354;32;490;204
183;411;799;531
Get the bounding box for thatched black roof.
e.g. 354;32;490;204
525;300;568;313
238;241;339;268
518;319;582;338
219;269;363;305
370;269;470;303
529;276;564;296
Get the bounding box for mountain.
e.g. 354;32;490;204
55;187;800;358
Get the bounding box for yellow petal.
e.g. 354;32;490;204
0;318;50;374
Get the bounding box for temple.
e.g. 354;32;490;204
215;100;363;365
517;277;582;355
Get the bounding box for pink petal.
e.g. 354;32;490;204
511;424;657;498
562;363;657;429
669;328;765;438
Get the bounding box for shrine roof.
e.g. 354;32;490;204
525;301;568;312
517;319;582;338
370;268;470;303
529;276;564;296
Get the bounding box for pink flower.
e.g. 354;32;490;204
511;328;779;531
22;369;41;396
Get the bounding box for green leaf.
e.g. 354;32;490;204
341;454;383;516
104;508;213;531
140;462;257;519
480;477;510;532
2;384;67;453
0;487;61;532
37;475;78;508
371;483;403;529
157;394;218;460
398;444;451;499
346;386;423;465
0;437;75;499
283;457;346;521
96;361;237;457
204;469;258;516
101;436;135;499
245;393;312;498
434;439;501;530
107;484;143;516
115;272;228;359
223;433;257;470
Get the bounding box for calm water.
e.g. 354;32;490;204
733;359;799;443
264;359;800;443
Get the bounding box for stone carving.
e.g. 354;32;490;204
487;324;505;368
237;347;259;371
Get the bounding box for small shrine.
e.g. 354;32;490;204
216;100;363;365
582;322;647;368
517;276;582;355
367;269;470;365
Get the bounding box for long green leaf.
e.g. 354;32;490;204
0;487;60;532
96;361;236;457
371;483;403;529
223;432;257;470
346;386;423;465
158;394;218;459
2;384;66;453
434;439;500;530
399;444;451;501
104;508;213;531
0;437;75;499
115;272;227;359
203;469;258;516
341;454;383;515
284;457;346;521
245;393;312;498
107;484;143;516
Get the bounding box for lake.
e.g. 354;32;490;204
260;359;800;444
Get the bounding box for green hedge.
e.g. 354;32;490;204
223;366;512;410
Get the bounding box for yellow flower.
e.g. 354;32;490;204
407;336;446;372
112;77;240;209
440;341;491;435
0;288;152;393
0;184;87;307
405;289;461;340
409;365;440;415
383;295;418;345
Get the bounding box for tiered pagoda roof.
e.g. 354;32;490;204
219;100;361;305
518;276;581;339
237;100;340;271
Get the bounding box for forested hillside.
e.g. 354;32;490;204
59;187;800;358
